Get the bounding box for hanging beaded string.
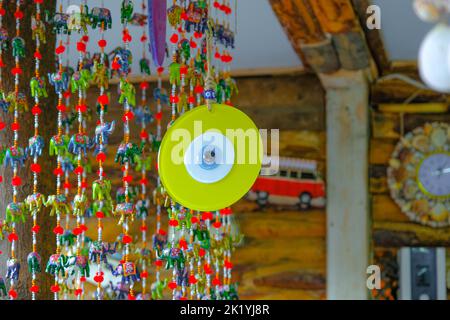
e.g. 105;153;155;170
6;0;25;301
92;0;112;298
28;0;46;300
72;23;89;301
114;0;138;300
138;0;150;298
0;0;4;188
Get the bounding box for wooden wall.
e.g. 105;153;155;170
369;90;450;299
81;73;327;300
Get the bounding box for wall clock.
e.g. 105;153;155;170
387;122;450;228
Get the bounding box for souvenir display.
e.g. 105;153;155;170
387;122;450;227
0;0;246;301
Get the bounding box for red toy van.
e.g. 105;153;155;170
249;157;326;209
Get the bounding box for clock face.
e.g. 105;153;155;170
387;122;450;228
418;153;450;197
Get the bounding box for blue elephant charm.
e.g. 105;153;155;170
94;120;115;145
27;252;41;273
60;155;75;173
48;71;69;94
110;261;140;284
6;258;20;280
152;232;168;253
112;48;132;77
90;7;112;30
136;199;150;219
27;135;45;157
89;241;117;264
4;146;27;168
0;91;10;113
213;23;235;49
68;133;94;156
153;87;169;105
134;106;153;126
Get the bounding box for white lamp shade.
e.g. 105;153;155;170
419;24;450;93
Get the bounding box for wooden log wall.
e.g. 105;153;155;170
80;73;327;300
370;77;450;299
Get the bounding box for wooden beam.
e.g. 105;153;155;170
351;0;391;74
308;0;359;34
320;70;370;300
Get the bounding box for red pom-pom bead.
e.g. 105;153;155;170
170;34;179;44
30;285;39;293
53;226;64;235
50;285;60;293
31;225;40;233
122;235;132;244
98;39;107;48
12;176;22;186
168;282;177;290
8;232;18;242
9;289;18;299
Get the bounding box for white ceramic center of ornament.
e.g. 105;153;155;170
184;131;235;184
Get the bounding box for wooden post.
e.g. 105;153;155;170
320;70;370;300
0;1;57;300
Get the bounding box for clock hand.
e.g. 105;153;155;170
431;167;450;176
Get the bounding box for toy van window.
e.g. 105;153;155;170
290;171;298;179
279;170;288;177
301;172;315;180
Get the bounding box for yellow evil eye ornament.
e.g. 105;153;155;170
158;104;263;211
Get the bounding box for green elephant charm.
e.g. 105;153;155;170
0;276;6;297
157;247;185;270
49;134;69;156
121;0;134;24
65;255;90;278
25;193;46;215
6;91;28;113
134;155;152;172
115;142;142;165
30;77;48;98
32;17;46;44
118;79;136;107
46;253;67;276
71;69;92;93
92;61;110;89
12;36;25;58
91;200;113;217
0;220;10;240
169;62;181;86
44;194;71;216
92;179;112;202
5;202;26;224
139;58;151;75
27;252;42;273
72;194;88;216
151;278;168;300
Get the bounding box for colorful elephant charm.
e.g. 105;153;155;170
184;1;208;33
32;17;46;43
46;253;67;276
153;87;169;105
6;91;28;113
27;135;45;157
72;194;88;216
44;194;71;216
30;77;48;98
89;241;117;264
5;202;26;224
115;142;142;165
49;134;69;156
114;202;136;225
92;60;110;89
136;199;150;219
152;232;168;253
48;71;69;94
65;255;90;277
61;230;76;247
92;179;112;201
116;186;139;203
90;7;112;30
118;78;136;107
12;36;25;58
45;11;70;34
68;133;94;156
4;146;27;168
112;49;132;77
157;247;185;270
6;258;20;280
25;193;45;215
134;106;153;126
0;27;8;50
94;120;115;145
110;261;140;284
121;0;134;23
67;5;90;33
71;69;92;92
27;252;42;273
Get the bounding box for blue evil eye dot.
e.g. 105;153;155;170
203;89;216;100
200;145;219;171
